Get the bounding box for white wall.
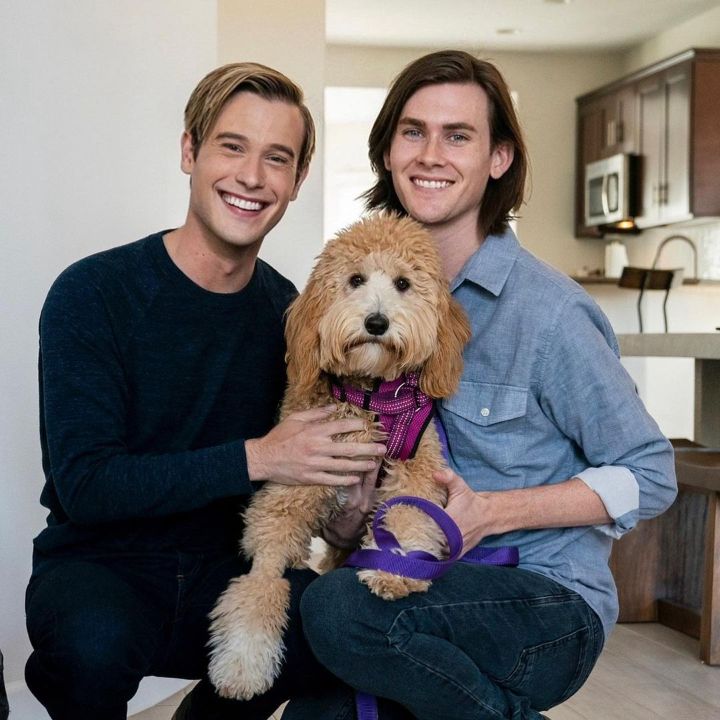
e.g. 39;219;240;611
623;3;720;73
1;0;217;715
218;0;326;288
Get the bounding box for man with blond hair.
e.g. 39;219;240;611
25;62;384;720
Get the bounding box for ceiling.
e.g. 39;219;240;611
326;0;720;52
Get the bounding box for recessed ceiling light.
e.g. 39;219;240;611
497;28;521;35
545;0;573;4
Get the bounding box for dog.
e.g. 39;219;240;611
207;212;471;700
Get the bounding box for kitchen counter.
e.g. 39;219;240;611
572;276;709;286
618;333;720;446
618;332;720;359
615;333;720;664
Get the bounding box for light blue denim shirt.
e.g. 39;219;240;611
438;228;677;640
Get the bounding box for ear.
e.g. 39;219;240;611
420;293;471;399
180;131;195;175
284;275;326;398
290;164;309;202
489;142;514;180
383;149;392;172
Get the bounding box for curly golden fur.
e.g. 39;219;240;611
208;213;470;700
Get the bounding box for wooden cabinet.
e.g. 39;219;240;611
635;62;691;227
598;85;637;158
575;49;720;238
575;87;638;237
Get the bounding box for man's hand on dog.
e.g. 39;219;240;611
246;406;386;487
321;465;380;549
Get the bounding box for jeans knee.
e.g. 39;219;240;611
301;570;383;673
27;611;146;708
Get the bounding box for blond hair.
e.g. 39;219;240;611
184;62;316;181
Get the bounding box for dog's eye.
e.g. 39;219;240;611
349;274;365;288
394;277;411;292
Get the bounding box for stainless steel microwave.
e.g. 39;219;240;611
584;153;639;227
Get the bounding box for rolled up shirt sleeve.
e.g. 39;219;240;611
575;466;638;538
539;291;677;538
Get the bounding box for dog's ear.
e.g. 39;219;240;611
284;275;326;397
420;292;471;399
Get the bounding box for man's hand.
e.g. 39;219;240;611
433;469;493;554
322;464;381;549
246;406;386;487
434;469;614;554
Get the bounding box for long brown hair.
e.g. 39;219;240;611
363;50;528;238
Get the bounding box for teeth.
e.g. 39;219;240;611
222;193;263;211
413;178;451;189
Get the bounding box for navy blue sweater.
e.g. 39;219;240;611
35;231;296;556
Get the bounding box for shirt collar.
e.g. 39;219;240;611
449;226;520;297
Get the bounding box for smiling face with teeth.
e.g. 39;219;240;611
179;91;307;260
383;82;513;250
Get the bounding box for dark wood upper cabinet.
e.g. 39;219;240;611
575;49;720;237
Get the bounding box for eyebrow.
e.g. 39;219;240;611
397;117;478;133
214;132;297;159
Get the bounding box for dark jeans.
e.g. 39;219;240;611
283;565;604;720
25;549;329;720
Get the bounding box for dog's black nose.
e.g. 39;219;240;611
364;313;389;336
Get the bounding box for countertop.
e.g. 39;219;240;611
572;276;705;286
618;333;720;358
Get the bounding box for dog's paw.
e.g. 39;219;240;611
208;614;283;700
357;569;430;599
208;657;275;701
207;575;290;700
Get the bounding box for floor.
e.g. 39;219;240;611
130;623;720;719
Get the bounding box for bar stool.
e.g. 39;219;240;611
609;439;720;664
671;445;720;664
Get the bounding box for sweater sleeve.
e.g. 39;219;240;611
39;266;255;525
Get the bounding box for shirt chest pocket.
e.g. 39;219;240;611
440;381;529;474
442;381;528;426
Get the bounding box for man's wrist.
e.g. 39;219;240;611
479;489;520;537
245;437;267;482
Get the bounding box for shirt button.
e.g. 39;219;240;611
480;407;490;417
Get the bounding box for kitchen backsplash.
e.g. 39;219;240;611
605;220;720;281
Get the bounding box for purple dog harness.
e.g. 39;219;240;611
330;371;433;462
329;372;519;719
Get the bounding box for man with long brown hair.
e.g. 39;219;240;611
289;50;676;720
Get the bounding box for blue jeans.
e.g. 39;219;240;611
25;550;330;720
283;565;604;720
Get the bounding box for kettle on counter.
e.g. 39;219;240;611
604;240;629;279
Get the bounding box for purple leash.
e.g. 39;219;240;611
344;495;519;719
344;496;518;579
